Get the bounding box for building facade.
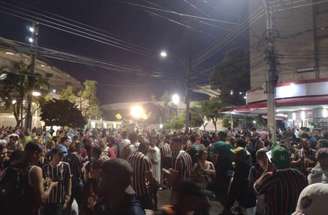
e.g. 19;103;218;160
0;37;81;127
241;0;328;129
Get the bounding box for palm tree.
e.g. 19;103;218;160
0;61;49;127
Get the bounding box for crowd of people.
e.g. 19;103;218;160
1;126;328;215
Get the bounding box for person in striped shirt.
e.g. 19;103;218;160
128;139;156;210
254;145;307;215
43;148;72;215
173;136;192;182
168;136;193;203
160;138;173;169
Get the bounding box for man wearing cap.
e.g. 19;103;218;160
94;159;145;215
254;145;307;215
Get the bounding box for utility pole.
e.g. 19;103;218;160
185;53;191;133
263;0;278;143
25;22;39;131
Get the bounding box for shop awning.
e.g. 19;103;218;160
229;95;328;113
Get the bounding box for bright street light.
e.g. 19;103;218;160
12;99;17;105
160;50;168;58
32;91;41;97
28;26;35;33
171;94;180;105
130;105;145;120
28;37;34;43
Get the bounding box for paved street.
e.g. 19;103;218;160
145;189;224;215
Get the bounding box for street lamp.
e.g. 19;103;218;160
130;105;145;120
32;91;41;97
28;26;35;33
160;50;168;58
171;94;180;105
28;37;34;43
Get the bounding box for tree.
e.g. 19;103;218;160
190;109;203;128
210;48;250;106
165;113;185;130
199;98;223;131
190;104;206;129
40;99;86;128
0;62;49;127
60;85;77;103
60;80;102;120
80;80;101;119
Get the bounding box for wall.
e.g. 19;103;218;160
248;0;328;91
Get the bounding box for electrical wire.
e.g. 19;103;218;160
139;0;162;8
0;37;146;74
274;0;328;12
145;10;215;38
0;2;152;56
182;0;209;17
117;0;238;25
192;0;328;73
1;0;150;53
193;6;266;69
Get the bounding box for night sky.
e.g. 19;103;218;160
0;0;248;104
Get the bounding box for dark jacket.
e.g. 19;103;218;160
227;161;256;209
94;194;145;215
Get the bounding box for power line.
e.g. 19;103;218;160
117;0;239;25
1;0;149;53
0;37;146;74
192;0;328;71
1;0;151;53
0;2;152;56
139;0;162;8
276;0;328;12
141;0;232;32
182;0;209;17
145;10;215;38
193;6;266;69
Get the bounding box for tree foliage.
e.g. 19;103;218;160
60;80;102;120
40;99;86;128
210;48;250;106
0;62;49;127
199;98;224;131
165;114;185;130
60;86;77;103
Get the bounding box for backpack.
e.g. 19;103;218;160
0;165;32;215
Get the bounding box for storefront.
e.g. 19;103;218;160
229;79;328;130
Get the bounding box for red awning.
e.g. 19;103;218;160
232;95;328;113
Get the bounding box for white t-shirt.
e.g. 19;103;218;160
308;163;328;184
147;146;161;184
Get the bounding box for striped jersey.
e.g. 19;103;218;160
160;142;172;158
43;161;72;204
174;150;192;180
254;168;307;215
128;151;152;196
